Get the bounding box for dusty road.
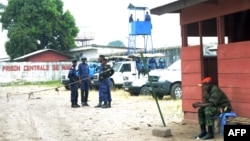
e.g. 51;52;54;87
0;85;223;141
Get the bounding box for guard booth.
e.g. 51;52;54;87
150;0;250;124
127;3;153;55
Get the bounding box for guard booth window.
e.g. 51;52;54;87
120;64;131;72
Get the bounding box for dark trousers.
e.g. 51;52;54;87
99;80;111;102
70;84;78;103
81;89;89;103
107;88;112;103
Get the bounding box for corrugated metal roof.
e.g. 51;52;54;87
69;46;98;52
127;3;148;10
14;48;71;61
150;0;210;15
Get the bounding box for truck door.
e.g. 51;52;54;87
122;62;139;79
110;62;130;86
117;63;132;84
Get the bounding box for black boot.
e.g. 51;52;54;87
95;101;102;108
108;102;111;108
83;90;89;106
75;102;80;107
102;102;109;108
195;124;207;139
83;102;89;106
202;126;214;140
81;91;85;106
71;102;78;108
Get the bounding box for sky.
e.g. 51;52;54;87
0;0;180;58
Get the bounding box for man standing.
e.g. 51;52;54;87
144;11;151;22
192;76;232;140
98;58;114;108
95;55;105;108
68;60;80;108
78;56;90;106
144;11;152;29
129;14;134;23
158;58;165;69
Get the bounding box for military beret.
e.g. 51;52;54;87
202;77;212;84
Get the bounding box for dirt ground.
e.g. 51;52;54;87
0;85;224;141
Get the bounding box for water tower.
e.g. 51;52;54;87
127;3;154;55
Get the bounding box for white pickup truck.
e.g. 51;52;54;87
92;61;138;89
147;59;182;99
93;53;166;93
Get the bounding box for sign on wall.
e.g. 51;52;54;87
0;62;72;83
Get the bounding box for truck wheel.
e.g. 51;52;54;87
130;92;140;96
140;86;150;95
152;92;164;100
157;93;164;100
170;83;182;99
65;85;70;90
64;82;71;90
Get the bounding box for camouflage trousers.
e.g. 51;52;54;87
198;107;219;126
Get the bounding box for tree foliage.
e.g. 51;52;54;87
107;40;126;47
0;3;5;19
0;3;5;9
0;0;79;59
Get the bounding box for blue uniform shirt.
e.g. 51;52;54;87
78;63;89;78
68;66;78;83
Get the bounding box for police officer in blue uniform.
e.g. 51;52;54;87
68;60;80;108
158;58;165;69
135;57;143;78
98;58;114;108
95;55;105;108
78;57;91;106
149;57;157;70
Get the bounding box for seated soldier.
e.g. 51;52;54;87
192;77;232;140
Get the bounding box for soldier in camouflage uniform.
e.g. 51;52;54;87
192;77;232;140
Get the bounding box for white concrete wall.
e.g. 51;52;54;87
0;62;72;83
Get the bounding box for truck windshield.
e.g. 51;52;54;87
112;62;122;72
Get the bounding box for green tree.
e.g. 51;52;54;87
0;3;5;9
0;0;79;59
107;40;126;47
0;3;5;19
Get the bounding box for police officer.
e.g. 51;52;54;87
98;58;114;108
68;60;80;108
95;55;105;108
158;58;165;69
78;56;91;106
192;77;232;140
135;57;143;79
149;57;157;70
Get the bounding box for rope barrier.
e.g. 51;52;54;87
5;68;113;101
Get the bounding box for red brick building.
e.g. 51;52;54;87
14;49;72;62
151;0;250;124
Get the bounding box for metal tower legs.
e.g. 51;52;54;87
128;35;136;55
128;34;154;55
143;35;154;53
